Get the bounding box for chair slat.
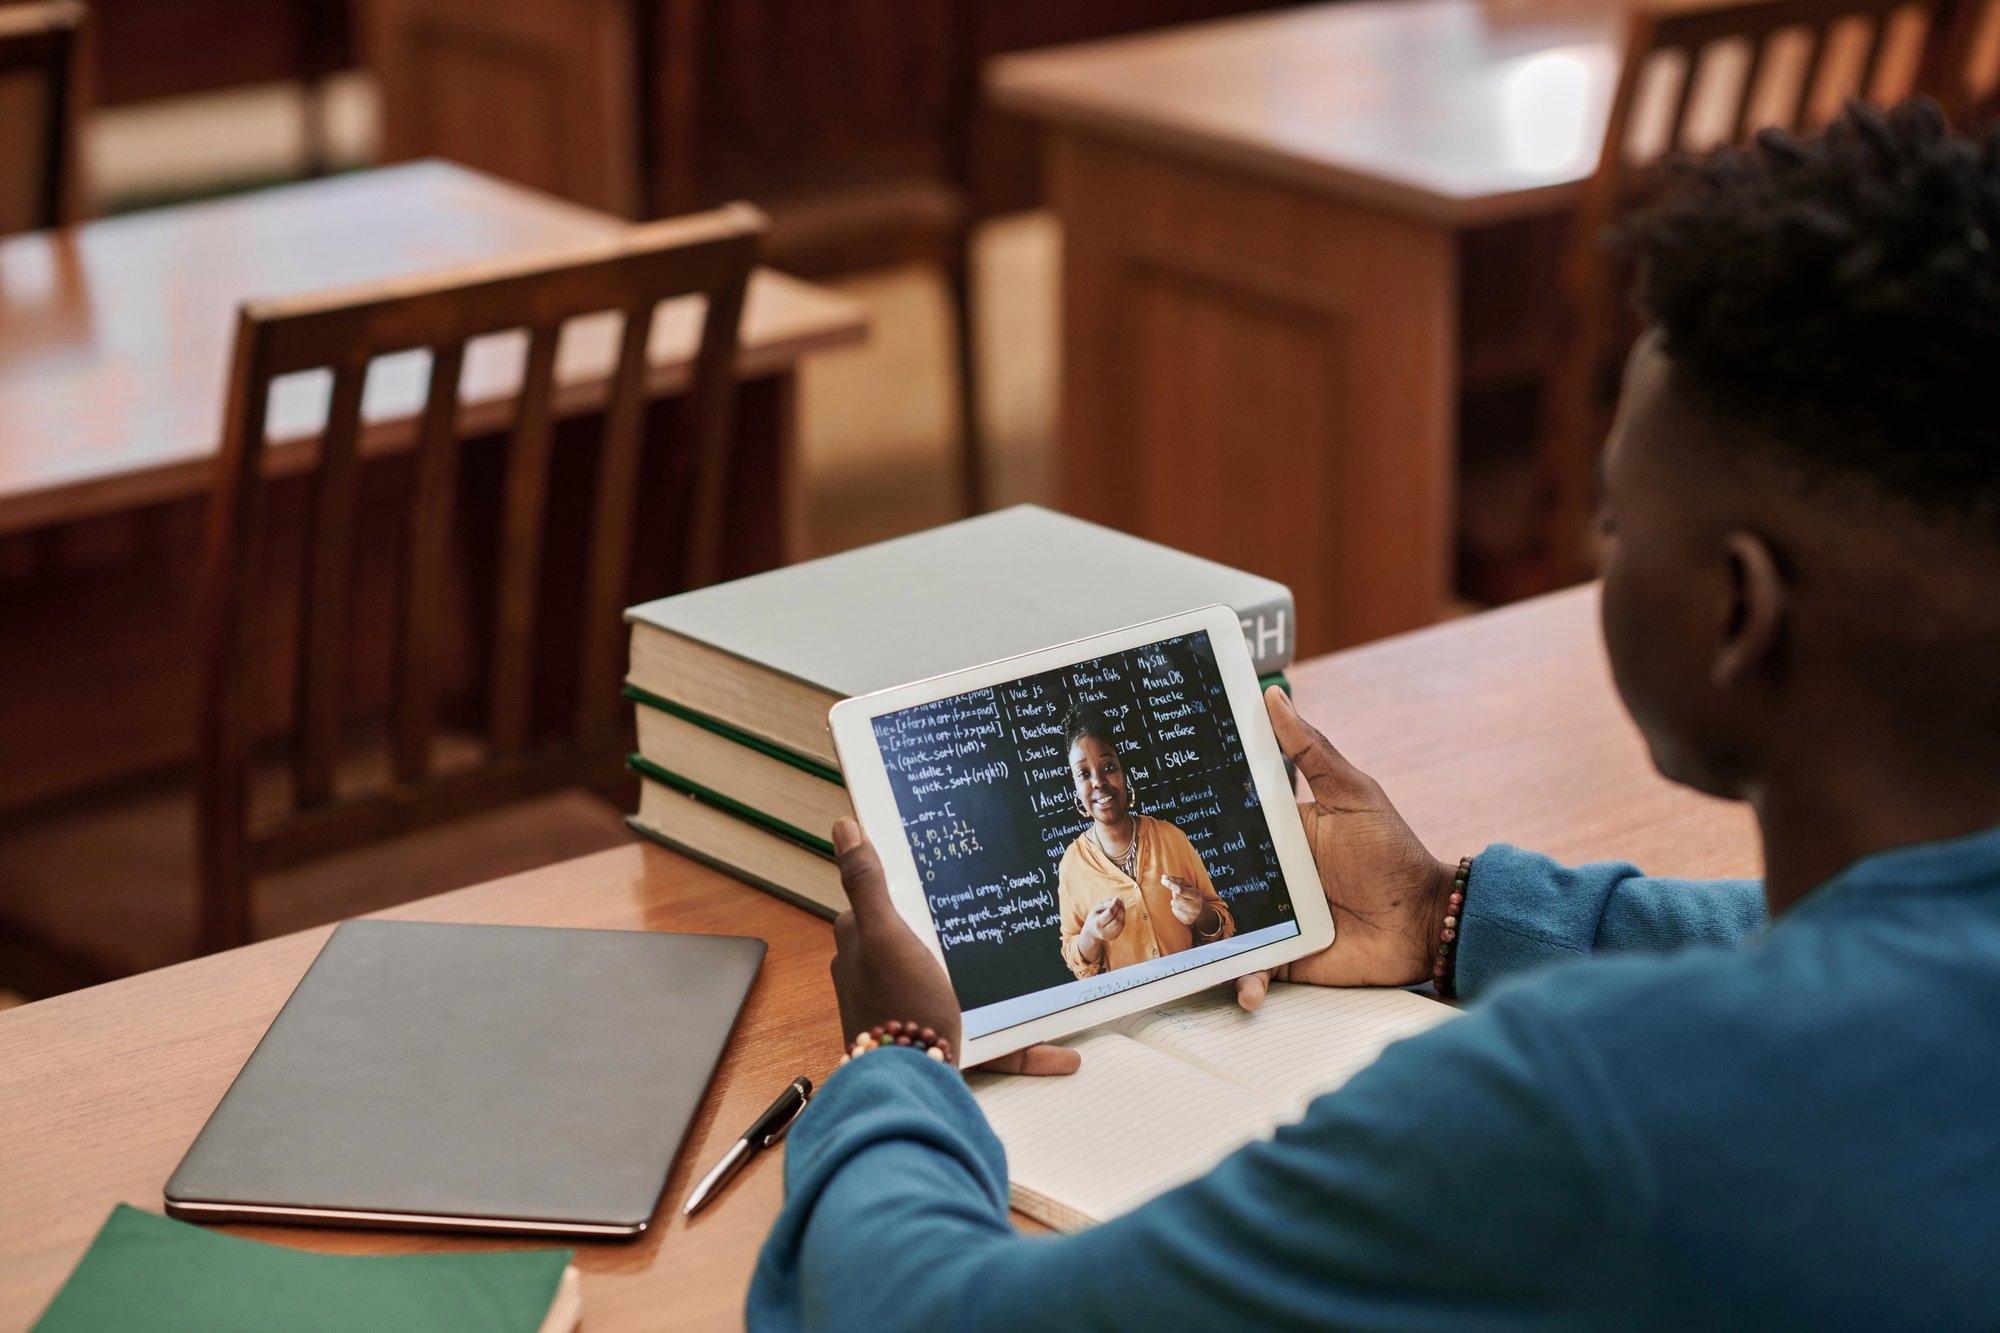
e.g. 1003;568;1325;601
1793;22;1833;124
393;341;467;786
1666;43;1707;149
487;323;563;755
1732;32;1774;140
292;358;369;808
1856;11;1895;97
575;305;658;740
196;317;279;955
678;272;753;592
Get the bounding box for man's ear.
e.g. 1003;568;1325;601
1714;531;1786;689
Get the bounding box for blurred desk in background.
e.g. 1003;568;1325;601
0;584;1761;1331
988;0;1624;656
0;161;866;812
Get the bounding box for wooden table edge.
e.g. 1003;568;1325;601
0;272;867;539
987;68;1586;230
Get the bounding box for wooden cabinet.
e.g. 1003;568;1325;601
364;0;644;214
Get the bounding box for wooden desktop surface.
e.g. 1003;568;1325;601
0;160;867;538
0;585;1761;1331
987;0;1625;227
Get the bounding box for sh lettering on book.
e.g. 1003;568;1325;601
870;631;1300;1041
1241;606;1289;671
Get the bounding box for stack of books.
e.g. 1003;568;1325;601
622;506;1297;917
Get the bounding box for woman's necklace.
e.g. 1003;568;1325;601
1096;816;1140;881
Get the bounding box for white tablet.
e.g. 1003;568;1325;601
828;604;1334;1068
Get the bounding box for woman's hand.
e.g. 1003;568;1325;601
1162;875;1207;926
830;820;1079;1075
1078;896;1127;962
1234;688;1456;1011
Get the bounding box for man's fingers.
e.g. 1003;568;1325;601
1265;686;1370;808
1235;970;1271;1011
977;1043;1083;1076
831;818;895;924
1015;1044;1083;1076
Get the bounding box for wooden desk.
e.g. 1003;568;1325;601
0;585;1760;1331
0;160;864;537
0;162;866;811
987;0;1625;655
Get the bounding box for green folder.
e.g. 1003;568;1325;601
34;1205;572;1333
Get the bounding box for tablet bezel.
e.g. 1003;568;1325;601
828;603;1334;1068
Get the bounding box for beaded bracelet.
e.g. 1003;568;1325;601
840;1019;953;1066
1432;856;1474;1000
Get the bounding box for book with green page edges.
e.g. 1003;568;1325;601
34;1206;580;1333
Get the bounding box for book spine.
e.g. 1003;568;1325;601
624;816;840;922
1237;592;1296;676
623;684;844;785
627;755;836;855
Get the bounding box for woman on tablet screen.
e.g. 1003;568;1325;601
1056;707;1233;977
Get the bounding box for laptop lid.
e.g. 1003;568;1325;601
165;919;764;1237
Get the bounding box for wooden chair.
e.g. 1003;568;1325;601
1519;0;1969;590
0;0;85;232
193;204;764;954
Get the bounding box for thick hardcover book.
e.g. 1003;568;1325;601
628;686;854;840
626;505;1296;766
629;769;842;918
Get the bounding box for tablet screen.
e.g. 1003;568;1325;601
870;628;1300;1040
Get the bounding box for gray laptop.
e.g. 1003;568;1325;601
165;919;764;1237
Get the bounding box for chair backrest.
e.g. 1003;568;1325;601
0;0;85;232
195;204;764;953
1535;0;1969;583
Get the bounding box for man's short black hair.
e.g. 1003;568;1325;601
1618;100;2000;526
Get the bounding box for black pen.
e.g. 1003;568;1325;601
681;1075;813;1216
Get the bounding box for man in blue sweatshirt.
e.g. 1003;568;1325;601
750;101;2000;1330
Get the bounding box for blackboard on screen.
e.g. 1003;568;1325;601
871;630;1294;1013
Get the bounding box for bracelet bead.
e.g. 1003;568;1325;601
840;1021;954;1067
1434;856;1475;1000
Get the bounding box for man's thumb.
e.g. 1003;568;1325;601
831;818;894;923
1265;686;1370;807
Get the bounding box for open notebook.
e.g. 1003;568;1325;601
969;983;1461;1231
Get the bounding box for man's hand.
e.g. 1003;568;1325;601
1234;688;1456;1011
1163;875;1206;926
830;819;1080;1076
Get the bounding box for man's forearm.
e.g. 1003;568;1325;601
1455;846;1766;999
751;984;1639;1331
749;1050;1017;1332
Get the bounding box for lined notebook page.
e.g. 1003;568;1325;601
1114;983;1460;1114
969;1031;1285;1229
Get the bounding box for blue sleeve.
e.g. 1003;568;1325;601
1456;845;1765;999
749;1004;1650;1333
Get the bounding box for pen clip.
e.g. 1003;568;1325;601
759;1088;810;1148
